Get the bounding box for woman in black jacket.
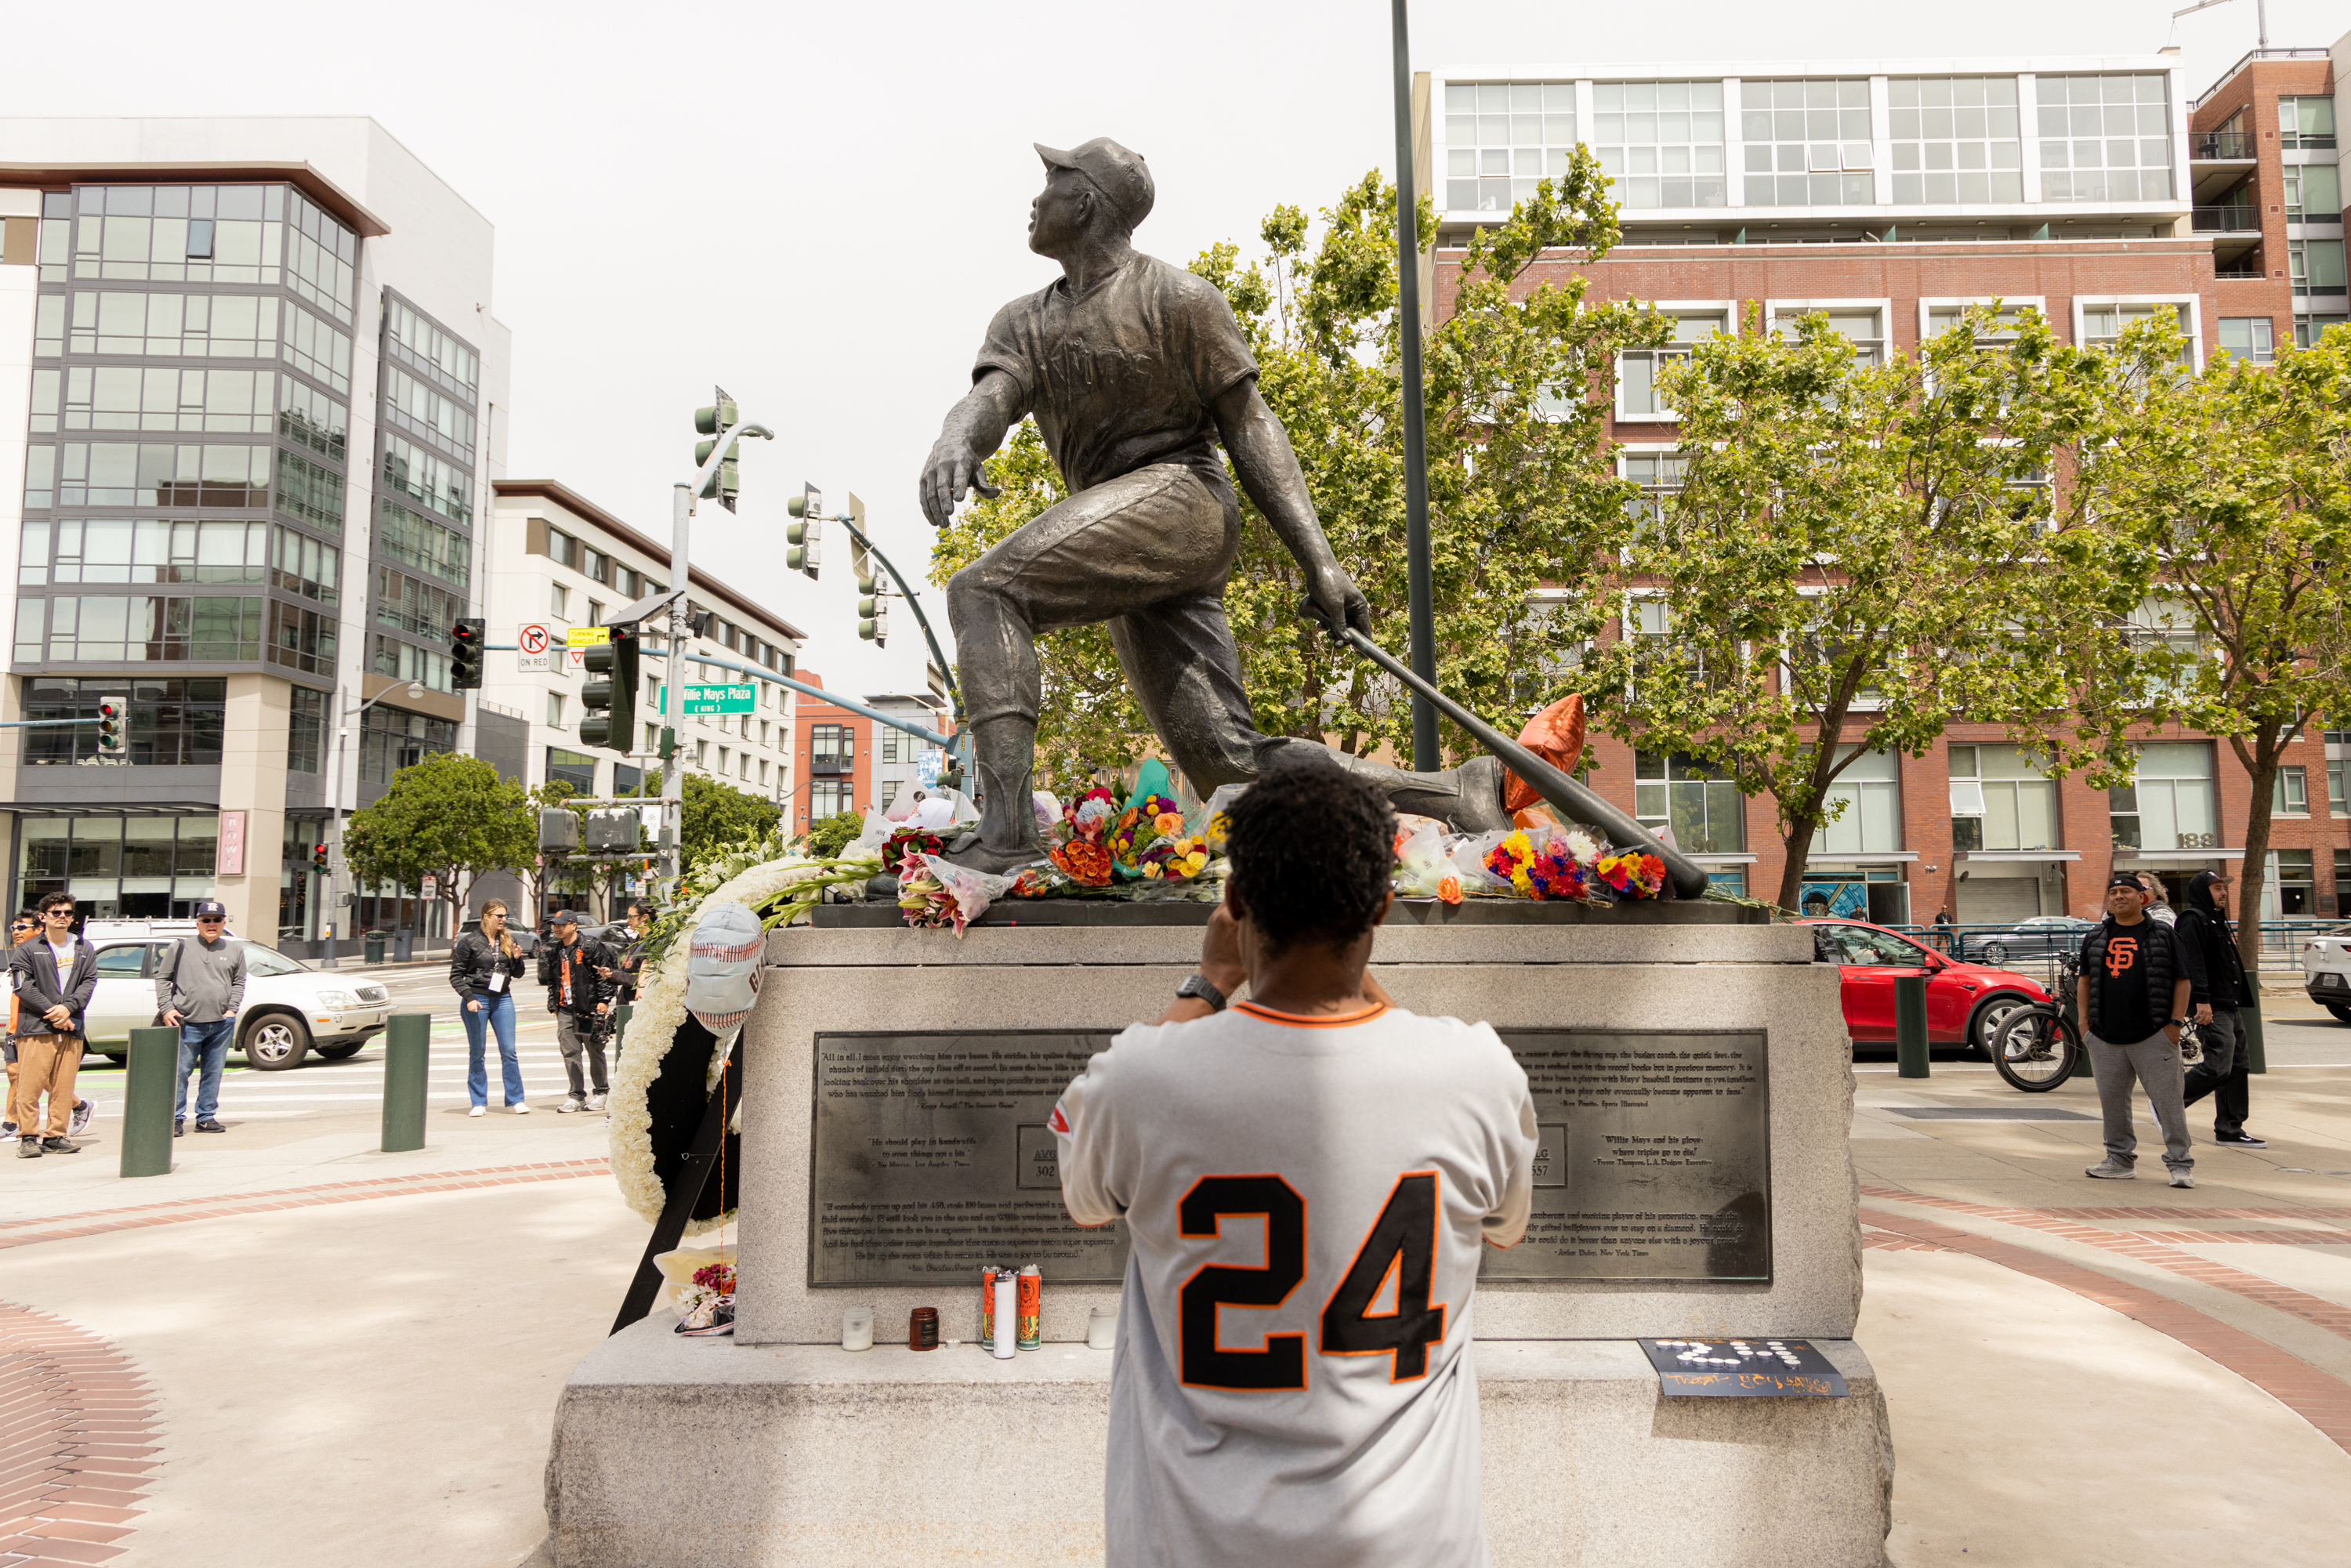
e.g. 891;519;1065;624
451;900;530;1115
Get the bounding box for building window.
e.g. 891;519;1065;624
1948;744;2057;851
759;759;770;786
1740;79;1874;207
717;746;730;774
546;747;597;793
551;582;570;619
2275;765;2309;816
1889;77;2022;204
376;500;470;588
2289;238;2348;298
288;686;325;774
2038;74;2173;202
2295;313;2350;349
1924;301;2039;343
881;733;899;765
548;692;565;728
22;596;264;664
2330;759;2346;815
57;365;274;436
2284;163;2343;222
369;634;450;692
587;600;604;626
267;601;338;676
380;434;471;524
279;375;350;462
2278;96;2338;150
2081;301;2192;356
17;812;221;921
2108;741;2215;850
583;547;609;585
360;707;457;785
65;184;285;288
2271;849;2315;916
276;448;347;531
386;297;481;399
70;291;278;358
1442;81;1576;212
1618;311;1726;418
810;780;850;819
2337;849;2351;913
1769;306;1883;366
2218;317;2276;364
371;567;461;638
810;722;853;775
43;440;271;509
1591;81;1726;209
1635;751;1743;854
22;519;267;588
22;676;226;766
284;301;353;394
1808;746;1902;855
547;530;577;569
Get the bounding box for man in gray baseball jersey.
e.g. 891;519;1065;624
920;139;1512;873
1053;756;1536;1566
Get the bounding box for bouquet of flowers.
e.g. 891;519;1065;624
1393;819;1462;904
1595;847;1669;900
879;824;944;875
897;852;1010;936
1105;760;1211;882
1049;784;1120;886
1479;824;1610;903
673;1258;737;1336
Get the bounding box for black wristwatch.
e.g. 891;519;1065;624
1176;973;1228;1012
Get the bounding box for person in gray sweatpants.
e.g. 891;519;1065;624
2078;873;2195;1187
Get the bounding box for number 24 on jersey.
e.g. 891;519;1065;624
1177;1171;1447;1391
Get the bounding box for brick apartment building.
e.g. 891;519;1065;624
1427;45;2349;925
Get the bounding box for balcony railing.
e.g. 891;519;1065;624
2215;264;2265;280
2190;130;2255;160
2193;205;2260;233
810;752;853;777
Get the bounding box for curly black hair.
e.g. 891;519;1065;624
1225;753;1395;954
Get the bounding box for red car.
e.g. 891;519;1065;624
1801;918;2052;1056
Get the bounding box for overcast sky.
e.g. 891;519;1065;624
5;0;2338;699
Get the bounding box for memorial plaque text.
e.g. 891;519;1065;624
1481;1030;1770;1283
809;1031;1127;1287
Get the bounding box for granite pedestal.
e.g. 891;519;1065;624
546;909;1893;1565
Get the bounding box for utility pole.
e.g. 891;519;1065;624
1391;0;1438;770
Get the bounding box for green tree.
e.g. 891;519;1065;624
1582;305;2142;910
802;809;866;859
345;751;535;936
676;772;781;871
2095;322;2351;963
931;161;1662;788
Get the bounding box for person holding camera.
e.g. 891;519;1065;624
539;910;615;1113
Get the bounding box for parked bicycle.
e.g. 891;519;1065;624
1987;947;2083;1092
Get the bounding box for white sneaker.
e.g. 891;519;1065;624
512;1102;531;1115
468;1104;485;1117
556;1096;585;1114
587;1093;607;1112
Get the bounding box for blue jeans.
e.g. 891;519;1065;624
462;989;523;1106
176;1018;234;1122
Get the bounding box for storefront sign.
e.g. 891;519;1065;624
217;810;246;876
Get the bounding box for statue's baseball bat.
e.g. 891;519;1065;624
1320;618;1713;900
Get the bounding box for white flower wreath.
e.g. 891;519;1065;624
607;851;877;1234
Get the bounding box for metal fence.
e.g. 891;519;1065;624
1882;918;2338;975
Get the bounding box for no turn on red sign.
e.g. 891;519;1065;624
519;623;551;671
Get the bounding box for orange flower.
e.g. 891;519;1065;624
1437;875;1462;906
1154;811;1183;838
1052;840;1115;887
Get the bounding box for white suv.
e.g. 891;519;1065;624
78;921;392;1071
2304;926;2351;1023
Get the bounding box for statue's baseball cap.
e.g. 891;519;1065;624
1034;138;1154;230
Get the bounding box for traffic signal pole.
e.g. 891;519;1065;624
658;420;774;889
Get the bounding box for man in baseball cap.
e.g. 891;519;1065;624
917;138;1512;873
158;899;245;1136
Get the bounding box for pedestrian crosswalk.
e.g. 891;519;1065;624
75;1012;640;1117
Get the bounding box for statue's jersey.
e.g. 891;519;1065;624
1052;1001;1538;1568
973;253;1259;499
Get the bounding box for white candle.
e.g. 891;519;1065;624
842;1306;875;1352
1087;1306;1118;1351
991;1274;1017;1360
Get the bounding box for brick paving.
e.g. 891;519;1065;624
1859;1204;2351;1457
0;1304;158;1567
0;1159;611;1253
1862;1185;2351;1345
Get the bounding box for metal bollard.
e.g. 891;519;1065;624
121;1027;178;1178
1895;973;1931;1079
381;1012;430;1152
2242;969;2267;1074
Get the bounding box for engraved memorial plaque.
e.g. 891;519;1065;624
810;1030;1128;1287
1480;1030;1770;1283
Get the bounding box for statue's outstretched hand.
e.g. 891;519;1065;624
1302;563;1374;639
919;440;1003;529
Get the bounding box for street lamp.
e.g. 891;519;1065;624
318;680;425;969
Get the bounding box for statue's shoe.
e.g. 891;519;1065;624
1393;755;1512;834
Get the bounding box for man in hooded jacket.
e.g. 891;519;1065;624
2177;869;2267;1150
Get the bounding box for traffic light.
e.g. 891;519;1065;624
846;492;886;644
95;694;128;758
694;386;741;512
857;594;889;646
451;617;486;690
578;626;639;756
313;842;330;872
785;483;822;580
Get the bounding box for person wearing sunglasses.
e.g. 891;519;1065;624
157;900;247;1137
2;912;92;1143
451;900;530;1114
9;894;97;1156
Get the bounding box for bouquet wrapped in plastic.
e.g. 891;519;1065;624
1104;760;1211;882
1473;823;1610;903
1594;846;1669;900
897;851;1011;936
1049;784;1120;887
1393;818;1462;904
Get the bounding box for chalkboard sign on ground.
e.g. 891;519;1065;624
1639;1338;1848;1397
